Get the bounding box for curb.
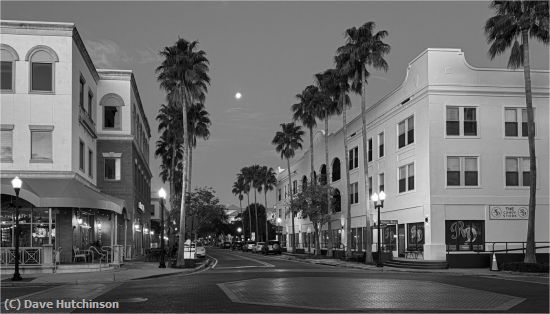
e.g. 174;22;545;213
131;258;212;281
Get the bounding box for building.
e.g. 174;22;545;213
0;20;152;272
275;48;549;264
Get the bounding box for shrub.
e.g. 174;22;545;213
501;262;549;273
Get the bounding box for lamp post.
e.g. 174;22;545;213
11;176;22;281
276;217;282;241
371;191;386;267
158;188;167;268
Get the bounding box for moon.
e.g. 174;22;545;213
235;92;242;99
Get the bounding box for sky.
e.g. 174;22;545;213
3;1;548;208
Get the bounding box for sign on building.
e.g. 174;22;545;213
489;206;529;220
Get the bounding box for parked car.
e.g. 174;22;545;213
243;240;256;252
262;240;282;255
231;241;243;250
253;242;266;253
222;241;232;249
195;242;206;258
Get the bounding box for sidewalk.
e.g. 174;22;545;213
1;259;210;286
280;252;550;280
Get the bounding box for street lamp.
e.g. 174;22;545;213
158;188;167;268
276;217;282;241
11;176;22;281
371;191;386;267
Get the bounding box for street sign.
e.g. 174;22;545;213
380;220;398;224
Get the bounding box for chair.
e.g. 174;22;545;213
87;246;105;263
101;246;112;263
73;246;88;263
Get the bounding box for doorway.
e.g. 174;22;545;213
398;224;405;257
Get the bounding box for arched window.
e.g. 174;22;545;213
319;164;327;185
1;44;19;92
302;175;308;191
25;45;59;93
100;93;124;130
332;189;341;213
332;158;341;182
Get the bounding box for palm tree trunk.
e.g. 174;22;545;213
239;197;245;241
522;30;537;264
361;68;374;263
325;113;333;257
254;191;259;241
264;191;269;241
287;158;295;252
177;86;189;267
246;192;251;240
170;139;177;215
342;92;352;258
314;223;320;256
309;128;315;185
187;145;193;196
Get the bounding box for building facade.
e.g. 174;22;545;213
0;20;152;271
275;48;549;262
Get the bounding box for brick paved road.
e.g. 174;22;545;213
2;248;548;313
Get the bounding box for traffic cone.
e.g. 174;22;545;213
490;253;499;271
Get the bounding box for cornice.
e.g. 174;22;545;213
72;28;100;82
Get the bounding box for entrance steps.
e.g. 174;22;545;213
55;263;115;273
384;258;449;269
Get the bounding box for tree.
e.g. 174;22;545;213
232;176;247;239
485;1;548;264
251;164;262;241
157;38;210;267
272;122;304;251
337;21;390;263
187;187;229;238
186;102;211;197
292;85;321;186
239;167;253;240
315;69;343;257
237;203;276;242
322;61;352;257
258;166;277;241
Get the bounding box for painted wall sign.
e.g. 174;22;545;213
489;206;529;220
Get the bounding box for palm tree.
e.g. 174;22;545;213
337;21;390;263
186;102;211;197
251;164;262;241
155;103;184;212
156;38;210;266
259;166;277;241
485;1;548;264
292;85;320;186
239;167;253;239
232;176;247;240
272;122;304;251
331;56;353;258
315;69;343;257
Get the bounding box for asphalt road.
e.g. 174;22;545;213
2;248;548;313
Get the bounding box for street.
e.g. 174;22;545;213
2;248;548;313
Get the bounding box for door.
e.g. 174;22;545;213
398;224;405;257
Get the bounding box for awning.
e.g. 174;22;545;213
1;178;125;214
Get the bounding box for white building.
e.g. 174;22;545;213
275;48;549;265
0;20;151;270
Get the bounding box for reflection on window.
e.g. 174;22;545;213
31;130;52;160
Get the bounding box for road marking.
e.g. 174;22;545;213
206;254;218;269
479;275;549;285
225;252;275;267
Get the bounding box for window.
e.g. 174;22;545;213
447;156;478;187
349;146;358;169
407;222;425;251
1;61;13;91
445;220;484;251
104;106;121;129
333;189;341;212
30;127;53;161
79;141;85;170
1;126;13;162
293;180;297;194
398;116;414;148
368;138;373;162
350;183;359;204
278;188;281;201
379;173;384;193
446;107;477;136
506;157;530;187
1;45;18;92
88;149;93;177
464;108;477;136
505;108;534;137
368;177;372;199
378;132;384;158
332;158;341;181
446;107;459;135
399;163;414;193
79;76;85;109
104;157;121;180
88;91;94;118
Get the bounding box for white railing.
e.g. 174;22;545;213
1;247;43;265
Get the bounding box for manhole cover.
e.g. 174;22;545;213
118;297;148;303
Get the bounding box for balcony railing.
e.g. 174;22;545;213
1;247;43;265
